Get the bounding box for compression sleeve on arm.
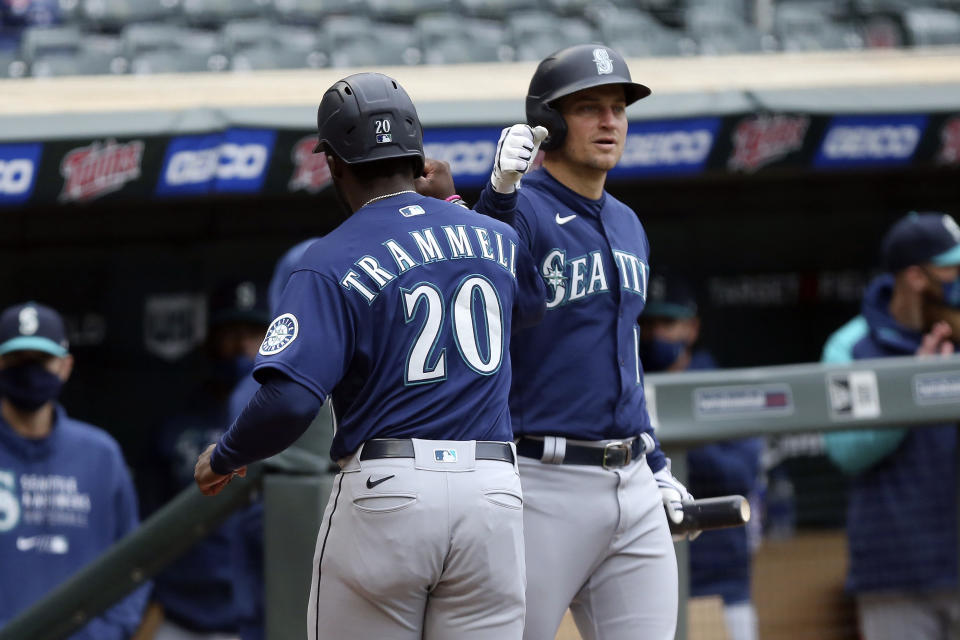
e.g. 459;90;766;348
210;373;324;475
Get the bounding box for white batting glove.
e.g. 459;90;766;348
653;465;699;541
491;124;548;194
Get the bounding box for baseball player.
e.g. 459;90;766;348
822;212;960;640
194;72;546;640
473;45;695;640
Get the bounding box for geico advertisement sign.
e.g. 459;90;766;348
612;118;720;177
0;143;42;205
815;115;927;167
422;127;501;187
157;129;276;196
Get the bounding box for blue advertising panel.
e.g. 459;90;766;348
156;129;276;197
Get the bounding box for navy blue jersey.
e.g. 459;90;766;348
254;193;545;461
476;169;665;471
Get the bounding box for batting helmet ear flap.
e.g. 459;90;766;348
526;94;567;152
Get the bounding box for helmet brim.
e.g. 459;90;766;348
542;77;651;107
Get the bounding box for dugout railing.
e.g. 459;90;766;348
2;354;960;640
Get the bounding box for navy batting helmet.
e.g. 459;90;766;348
313;72;424;175
526;45;651;151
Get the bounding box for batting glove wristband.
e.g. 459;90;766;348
491;124;548;194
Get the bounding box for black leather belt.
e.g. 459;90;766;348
516;436;642;469
360;439;515;463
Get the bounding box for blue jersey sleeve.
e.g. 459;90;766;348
211;374;323;474
254;269;354;399
475;181;536;253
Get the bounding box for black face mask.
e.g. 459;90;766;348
0;362;64;411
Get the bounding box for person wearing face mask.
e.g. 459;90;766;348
822;211;960;640
139;279;269;640
639;273;763;640
0;301;150;638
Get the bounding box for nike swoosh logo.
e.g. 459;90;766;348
366;474;395;489
555;213;577;225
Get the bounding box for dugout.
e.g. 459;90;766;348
2;49;959;458
1;47;960;640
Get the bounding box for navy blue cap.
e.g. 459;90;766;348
644;272;698;319
0;302;69;357
881;212;960;273
208;279;270;328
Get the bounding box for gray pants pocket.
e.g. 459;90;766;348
352;493;418;513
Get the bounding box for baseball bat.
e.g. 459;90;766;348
667;495;751;535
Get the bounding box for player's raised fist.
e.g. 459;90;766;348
491;124;549;194
414;158;456;200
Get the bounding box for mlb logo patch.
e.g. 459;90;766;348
434;449;458;463
376;133;392;143
399;205;425;217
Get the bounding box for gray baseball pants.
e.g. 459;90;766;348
307;439;526;640
518;451;678;640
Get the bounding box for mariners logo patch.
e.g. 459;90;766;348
259;313;299;355
434;449;458;463
593;48;613;75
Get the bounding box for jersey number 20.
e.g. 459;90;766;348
402;275;504;385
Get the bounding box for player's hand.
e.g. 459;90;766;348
916;321;955;357
194;443;246;496
653;466;699;541
414;158;456;200
491;124;548;194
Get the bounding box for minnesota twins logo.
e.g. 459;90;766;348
259;313;299;355
593;48;613;75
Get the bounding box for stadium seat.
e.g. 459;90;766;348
685;0;750;22
324;18;420;66
220;18;276;53
685;5;771;54
223;21;325;69
122;23;222;73
230;44;321;70
58;0;83;24
271;0;362;24
455;0;538;20
542;0;592;18
415;14;507;64
364;0;451;23
588;6;689;57
902;7;960;46
180;0;268;27
775;2;864;51
0;50;21;77
129;49;221;73
121;22;184;55
19;25;83;61
80;0;177;28
507;11;598;62
29;51;117;76
272;23;325;54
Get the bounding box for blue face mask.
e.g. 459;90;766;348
638;338;687;373
212;355;255;386
943;279;960;307
0;361;64;411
